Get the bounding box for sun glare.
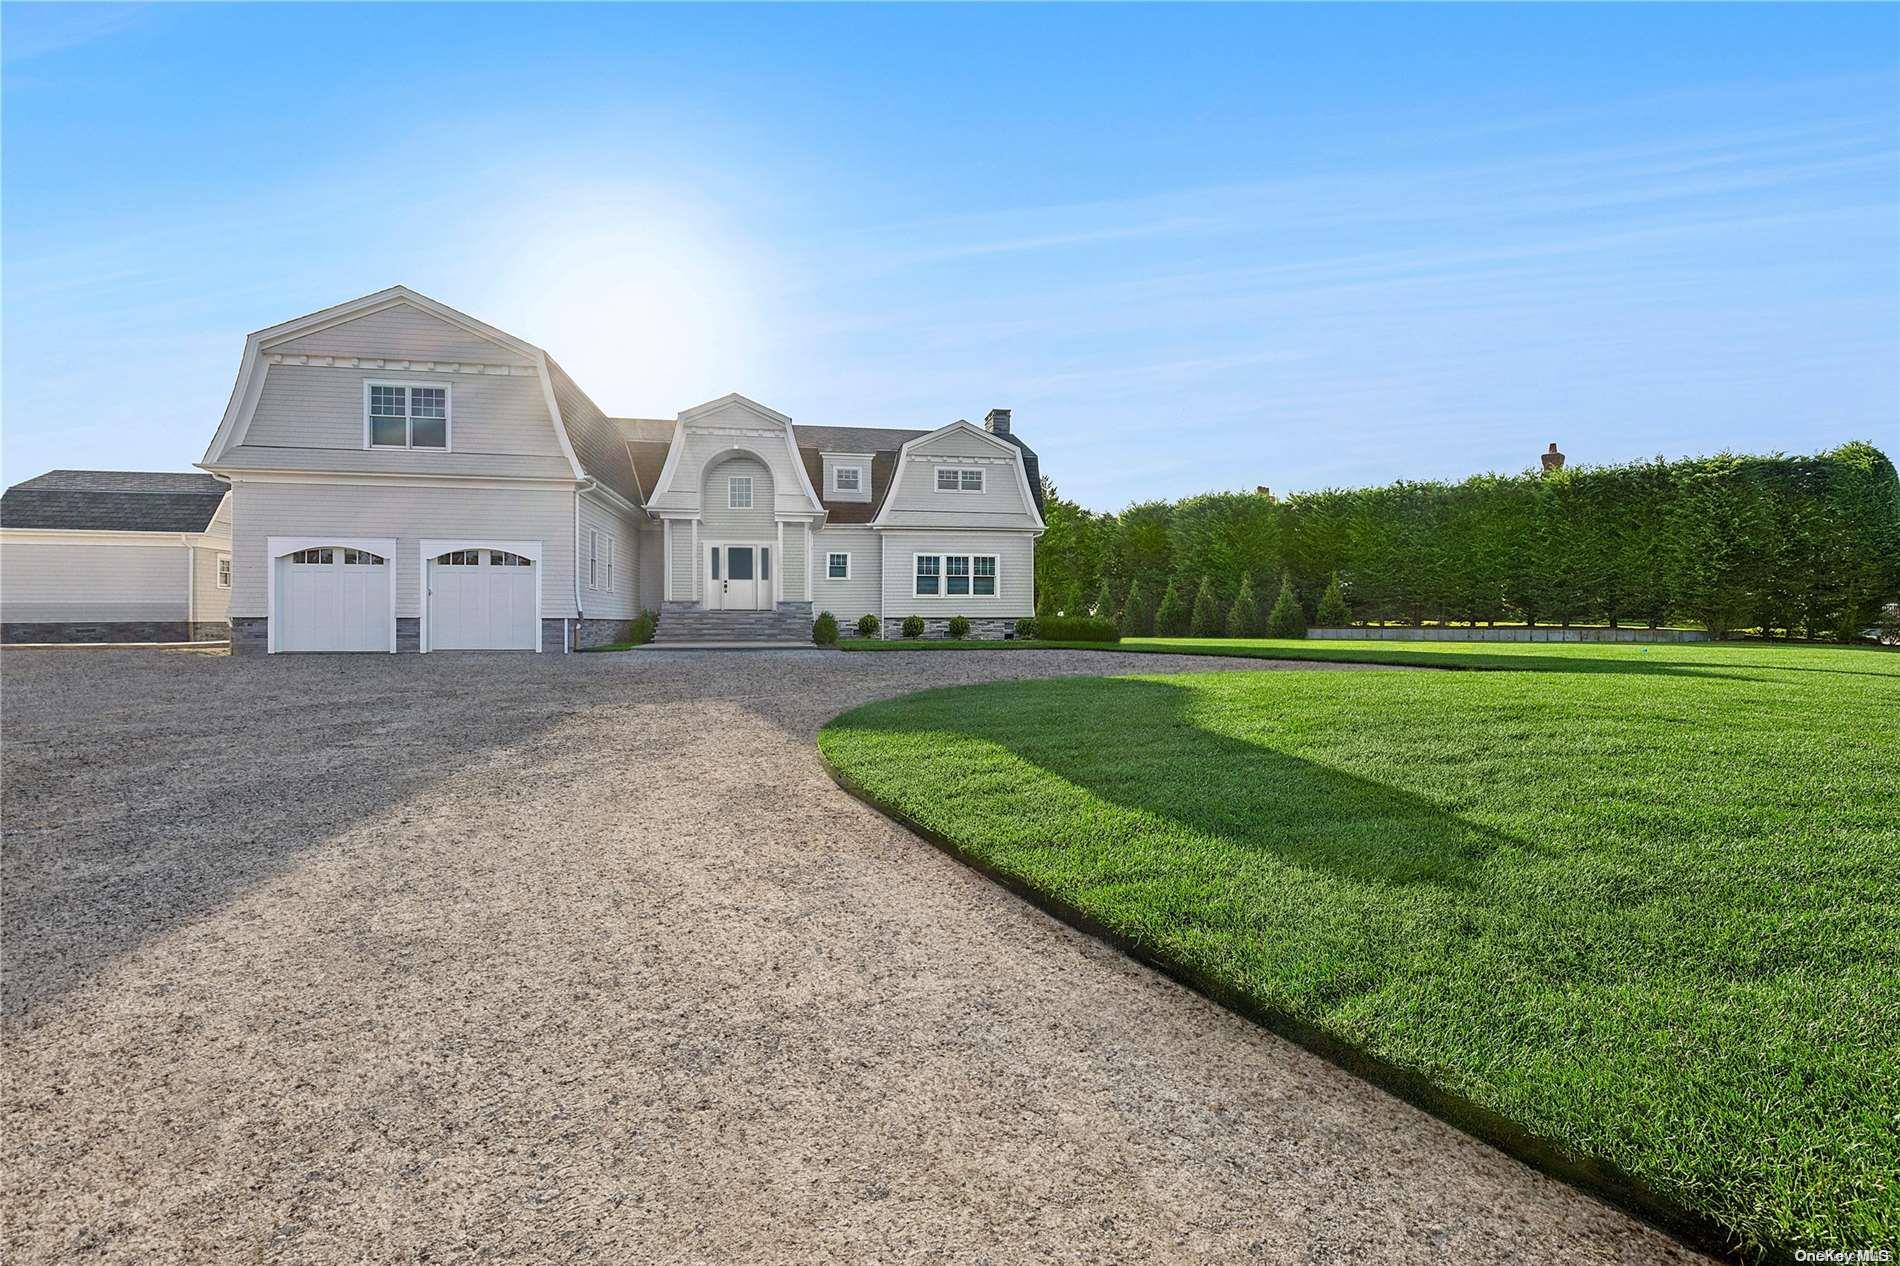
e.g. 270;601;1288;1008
473;193;774;418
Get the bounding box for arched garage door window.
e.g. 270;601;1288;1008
425;547;539;651
270;542;395;653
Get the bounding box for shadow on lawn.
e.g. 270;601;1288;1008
831;675;1526;890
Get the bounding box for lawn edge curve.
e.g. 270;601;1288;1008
817;742;1761;1266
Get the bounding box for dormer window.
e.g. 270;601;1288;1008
367;383;449;449
935;466;985;493
834;466;862;493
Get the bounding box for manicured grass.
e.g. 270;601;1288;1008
818;641;1900;1257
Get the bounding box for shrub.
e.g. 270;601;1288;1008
1090;578;1116;621
855;613;880;638
1014;617;1039;640
629;609;657;646
1315;573;1350;626
1036;587;1060;623
1189;575;1223;637
902;614;925;639
1225;576;1259;638
812;611;839;645
947;615;971;639
1154;580;1188;636
1036;615;1121;643
1266;577;1308;638
1119;579;1154;638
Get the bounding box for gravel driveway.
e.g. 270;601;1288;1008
2;646;1704;1265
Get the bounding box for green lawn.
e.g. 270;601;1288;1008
818;640;1900;1258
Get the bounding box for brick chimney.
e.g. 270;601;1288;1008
1541;442;1565;472
983;408;1012;436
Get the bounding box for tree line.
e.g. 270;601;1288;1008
1033;442;1900;640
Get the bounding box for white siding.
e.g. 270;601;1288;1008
879;530;1036;618
0;541;188;622
270;303;532;365
810;525;880;622
229;480;577;618
577;490;643;620
235;363;568;480
636;524;664;612
880;428;1039;530
699;453;775;542
781;523;807;602
667;520;696;602
192;543;232;625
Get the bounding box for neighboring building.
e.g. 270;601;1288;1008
0;471;232;644
180;285;1042;653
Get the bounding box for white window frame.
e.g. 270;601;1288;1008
603;536;615;594
913;552;999;598
588;529;602;591
826;551;851;581
833;465;863;493
216;554;232;589
934;466;986;494
363;381;452;451
728;475;754;509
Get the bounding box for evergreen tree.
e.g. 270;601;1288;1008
1154;580;1188;636
1119;579;1154;637
1225;575;1259;638
1315;572;1350;626
1190;575;1223;637
1090;578;1116;621
1266;576;1308;638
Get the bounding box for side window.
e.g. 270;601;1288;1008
827;552;849;579
589;530;602;589
915;555;940;595
216;555;232;588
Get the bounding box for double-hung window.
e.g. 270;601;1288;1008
914;553;997;597
367;384;449;449
935;467;984;493
827;552;850;580
728;475;753;509
216;555;232;589
833;466;862;493
588;530;614;592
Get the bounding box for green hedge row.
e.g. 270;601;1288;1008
1035;442;1900;639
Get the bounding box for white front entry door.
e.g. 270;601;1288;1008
428;549;537;650
275;546;392;652
706;544;771;610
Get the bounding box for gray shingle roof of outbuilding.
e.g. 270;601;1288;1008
0;470;227;532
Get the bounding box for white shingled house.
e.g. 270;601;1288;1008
177;285;1043;652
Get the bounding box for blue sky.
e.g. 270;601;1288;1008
4;3;1896;510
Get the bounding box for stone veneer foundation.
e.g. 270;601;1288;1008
3;621;230;645
879;616;1023;641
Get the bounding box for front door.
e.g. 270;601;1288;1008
706;544;771;610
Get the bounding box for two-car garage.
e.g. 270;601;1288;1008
267;536;540;652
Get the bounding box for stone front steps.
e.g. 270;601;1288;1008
654;601;815;645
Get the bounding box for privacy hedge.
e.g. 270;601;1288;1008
1033;442;1899;639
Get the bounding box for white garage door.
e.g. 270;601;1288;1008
275;547;392;652
428;549;537;650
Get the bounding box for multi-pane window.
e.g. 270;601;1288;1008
728;475;753;509
935;467;984;492
288;548;333;565
914;554;997;597
588;532;613;591
216;555;232;588
972;555;996;596
827;552;850;579
490;551;531;566
435;550;480;566
342;549;385;566
834;466;862;492
368;384;448;449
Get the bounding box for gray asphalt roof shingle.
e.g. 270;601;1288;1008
0;470;227;533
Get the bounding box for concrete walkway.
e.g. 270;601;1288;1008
0;646;1707;1264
